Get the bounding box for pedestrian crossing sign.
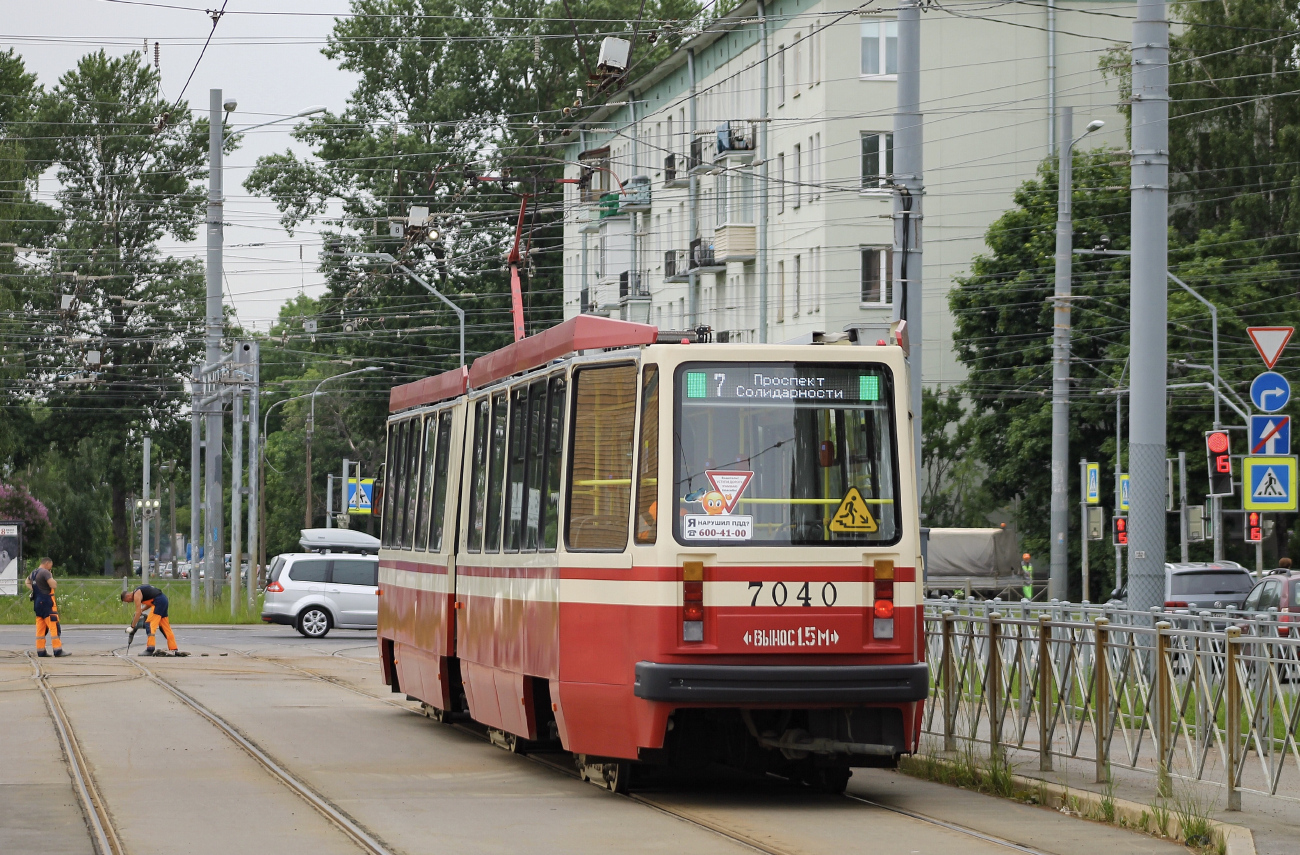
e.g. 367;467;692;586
1085;463;1100;504
347;478;375;515
1242;456;1297;511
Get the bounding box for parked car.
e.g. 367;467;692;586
1239;569;1300;636
1107;561;1254;610
260;528;381;638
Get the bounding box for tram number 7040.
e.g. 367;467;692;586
747;581;838;607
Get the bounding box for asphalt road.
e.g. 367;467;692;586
0;625;1185;855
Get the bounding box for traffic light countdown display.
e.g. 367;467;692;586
1206;430;1234;496
1246;511;1263;544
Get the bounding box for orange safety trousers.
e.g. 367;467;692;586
36;601;61;652
146;610;178;652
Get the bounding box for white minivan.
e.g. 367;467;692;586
261;529;380;638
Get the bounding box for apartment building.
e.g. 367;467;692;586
559;1;1130;387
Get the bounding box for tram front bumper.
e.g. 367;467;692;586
633;662;929;704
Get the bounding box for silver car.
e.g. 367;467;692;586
261;531;380;637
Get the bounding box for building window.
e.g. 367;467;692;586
811;134;821;200
861;247;893;305
811;247;821;313
715;168;754;226
861;21;898;77
793;34;802;92
793;254;802;317
862;132;894;189
777;46;786;105
777;261;786;322
811;22;821;85
777;153;785;213
792;144;802;209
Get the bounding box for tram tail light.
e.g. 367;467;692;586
683;561;704;642
873;560;895;640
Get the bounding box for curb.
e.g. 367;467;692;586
901;757;1255;855
1009;771;1255;855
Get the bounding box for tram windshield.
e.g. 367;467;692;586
673;362;899;546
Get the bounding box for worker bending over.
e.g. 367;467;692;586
26;557;66;657
121;584;186;656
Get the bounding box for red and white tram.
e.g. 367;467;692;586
376;316;926;792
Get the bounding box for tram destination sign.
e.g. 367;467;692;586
683;365;885;402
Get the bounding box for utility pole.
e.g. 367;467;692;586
1051;109;1104;600
205;88;226;603
1178;451;1189;562
168;463;177;579
1127;0;1170;613
231;389;244;614
687;47;698;326
141;437;151;585
304;422;313;528
757;1;769;342
1079;458;1090;600
893;0;924;489
342;458;352;522
190;366;201;605
1050;106;1074;602
325;473;334;529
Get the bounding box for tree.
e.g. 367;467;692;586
14;51;209;575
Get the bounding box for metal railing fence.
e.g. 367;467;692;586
922;598;1300;809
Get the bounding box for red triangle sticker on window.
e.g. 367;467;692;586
705;470;754;514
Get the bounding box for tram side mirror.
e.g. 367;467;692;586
818;440;837;467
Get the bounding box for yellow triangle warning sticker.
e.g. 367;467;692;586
829;487;878;533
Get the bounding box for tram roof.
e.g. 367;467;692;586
389;365;468;413
467;315;657;389
388;316;658;413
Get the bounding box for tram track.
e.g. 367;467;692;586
225;645;1056;855
26;652;124;855
110;648;399;855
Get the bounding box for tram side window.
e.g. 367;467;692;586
566;364;638;551
389;420;412;549
402;416;422;549
415;415;437;551
428;412;454;553
381;423;398;547
484;393;509;553
523;378;548;551
635;366;660;544
505;386;528;553
541;375;567;551
467;399;490;552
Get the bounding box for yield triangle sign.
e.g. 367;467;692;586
1247;326;1294;369
705;470;754;514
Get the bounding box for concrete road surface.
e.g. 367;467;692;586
0;625;1186;855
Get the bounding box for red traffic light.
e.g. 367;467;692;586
1207;431;1230;454
1246;511;1264;543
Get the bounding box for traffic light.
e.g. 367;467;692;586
1246;511;1263;544
1206;430;1234;496
1113;515;1129;546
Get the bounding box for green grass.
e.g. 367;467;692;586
1;578;265;625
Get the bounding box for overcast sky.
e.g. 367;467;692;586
4;0;360;329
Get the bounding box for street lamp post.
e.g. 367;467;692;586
1050;108;1104;602
305;367;381;527
341;252;465;367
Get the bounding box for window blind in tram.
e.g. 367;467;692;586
566;364;638;551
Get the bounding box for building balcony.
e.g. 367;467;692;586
619;270;650;300
689;238;725;273
714;224;756;263
664;154;688;188
664;249;688;281
715;121;756;158
621;176;651;212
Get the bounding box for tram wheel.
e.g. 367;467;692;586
578;756;631;794
488;728;521;753
422;703;448;723
808;766;851;795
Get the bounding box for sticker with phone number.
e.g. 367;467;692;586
682;515;753;540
